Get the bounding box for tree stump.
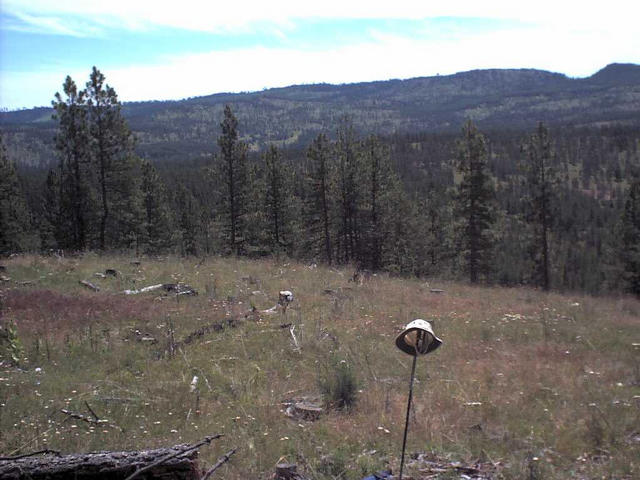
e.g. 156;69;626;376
291;403;323;421
275;463;298;479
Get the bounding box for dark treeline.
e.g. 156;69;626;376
1;69;640;296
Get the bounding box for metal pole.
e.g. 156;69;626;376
398;353;417;480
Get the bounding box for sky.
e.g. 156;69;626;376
1;1;639;110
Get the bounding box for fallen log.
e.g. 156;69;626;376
124;284;163;295
0;444;202;480
124;434;221;480
79;280;100;292
124;283;197;296
163;283;198;296
0;449;61;461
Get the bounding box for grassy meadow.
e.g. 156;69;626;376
0;254;639;479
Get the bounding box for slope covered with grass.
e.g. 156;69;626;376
1;255;638;478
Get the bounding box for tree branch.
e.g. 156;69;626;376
201;448;237;480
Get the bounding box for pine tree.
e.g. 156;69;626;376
382;184;417;275
621;175;640;296
243;161;269;256
52;75;94;251
216;105;248;255
85;66;137;250
140;159;174;254
416;184;453;277
361;135;395;270
0;136;31;254
176;186;200;256
304;133;334;264
40;170;61;251
263;144;292;253
334;118;362;264
455;120;496;283
521;122;557;290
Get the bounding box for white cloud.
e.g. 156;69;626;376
9;12;104;37
3;1;639;34
1;1;639;109
4;20;636;109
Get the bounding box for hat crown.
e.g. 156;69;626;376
395;319;442;356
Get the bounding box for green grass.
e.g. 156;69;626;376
1;254;639;479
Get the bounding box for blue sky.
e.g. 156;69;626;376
1;1;639;110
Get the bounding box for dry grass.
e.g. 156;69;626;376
0;254;639;479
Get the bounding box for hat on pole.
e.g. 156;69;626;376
395;319;442;356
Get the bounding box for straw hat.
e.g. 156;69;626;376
278;290;294;305
395;319;442;356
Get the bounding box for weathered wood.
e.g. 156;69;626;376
200;448;236;480
284;402;323;421
79;280;100;291
60;408;107;425
124;283;197;296
124;435;221;480
0;444;200;480
124;284;164;295
163;283;198;296
275;463;298;479
0;449;61;461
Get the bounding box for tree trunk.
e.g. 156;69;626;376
0;445;200;480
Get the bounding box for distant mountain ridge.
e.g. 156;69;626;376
2;63;639;166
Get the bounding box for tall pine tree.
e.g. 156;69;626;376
85;66;138;250
263;144;292;254
334;118;362;264
621;175;640;296
361;135;395;270
52;76;94;251
216;105;248;255
304;133;334;264
521;122;557;290
455;120;496;283
140;158;174;254
0;136;31;254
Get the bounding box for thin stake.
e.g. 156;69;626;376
399;354;417;480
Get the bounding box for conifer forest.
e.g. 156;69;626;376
1;66;640;296
1;59;640;479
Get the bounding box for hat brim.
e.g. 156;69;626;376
395;327;442;356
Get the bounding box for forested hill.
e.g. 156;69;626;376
2;63;640;166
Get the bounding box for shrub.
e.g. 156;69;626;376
0;319;24;366
317;355;359;410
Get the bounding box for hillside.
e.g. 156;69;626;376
1;255;638;478
1;63;639;167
